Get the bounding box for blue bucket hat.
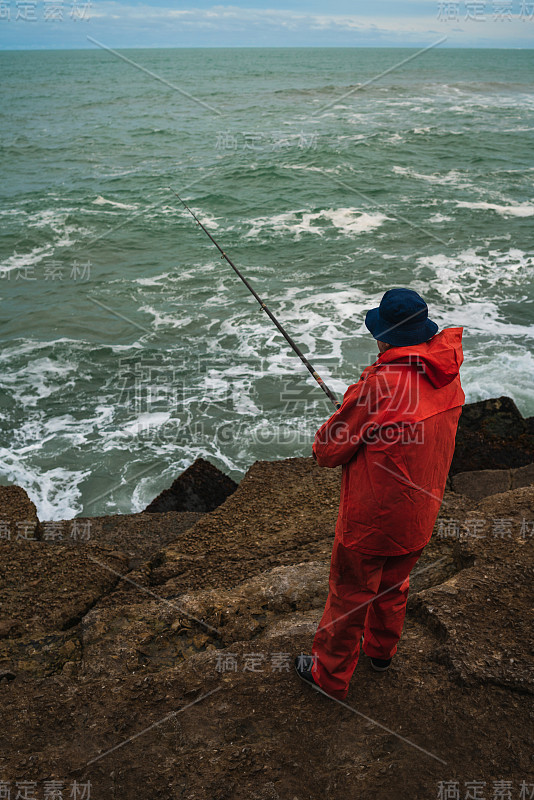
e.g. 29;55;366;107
365;288;438;347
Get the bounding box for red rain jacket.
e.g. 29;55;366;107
313;327;465;555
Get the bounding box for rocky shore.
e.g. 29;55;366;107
0;396;533;800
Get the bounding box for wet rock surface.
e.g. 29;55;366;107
0;397;533;799
410;486;534;694
450;463;534;501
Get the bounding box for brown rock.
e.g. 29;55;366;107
38;510;203;568
451;395;534;473
0;541;126;638
451;468;511;501
410;486;534;693
0;619;21;639
0;457;532;800
0;484;40;541
511;461;534;489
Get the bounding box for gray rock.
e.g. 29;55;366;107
144;457;238;513
451;468;512;501
511;461;534;489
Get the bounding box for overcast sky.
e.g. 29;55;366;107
0;0;533;49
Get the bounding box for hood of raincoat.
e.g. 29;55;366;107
375;327;463;389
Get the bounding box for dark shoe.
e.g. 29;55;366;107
294;656;340;701
294;655;320;688
370;656;392;672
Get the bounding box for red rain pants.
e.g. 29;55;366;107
311;537;424;699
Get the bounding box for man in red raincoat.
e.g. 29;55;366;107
295;288;464;700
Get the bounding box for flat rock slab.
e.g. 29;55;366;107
79;532;470;682
39;510;204;569
104;457;344;605
410;485;534;693
79;561;330;678
0;540;128;639
512;461;534;489
451;462;534;501
139;459;470;598
451;467;512;501
0;503;203;679
0;539;132;680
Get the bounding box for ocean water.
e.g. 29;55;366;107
0;47;533;520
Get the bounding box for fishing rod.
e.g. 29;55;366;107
170;189;341;410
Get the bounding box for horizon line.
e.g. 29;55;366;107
0;43;533;52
